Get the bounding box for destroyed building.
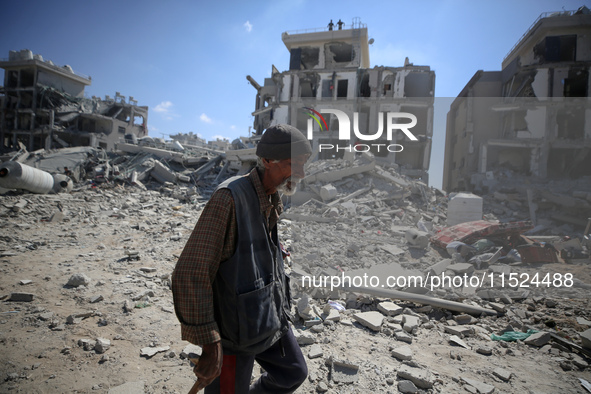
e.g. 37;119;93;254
247;18;435;184
0;49;148;153
443;7;591;193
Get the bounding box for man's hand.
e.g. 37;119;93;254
193;341;223;391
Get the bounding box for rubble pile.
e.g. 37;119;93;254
0;144;590;393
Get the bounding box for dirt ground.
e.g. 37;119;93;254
1;189;590;393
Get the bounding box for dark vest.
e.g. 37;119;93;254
212;175;291;355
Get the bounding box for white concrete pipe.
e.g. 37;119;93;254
340;285;498;316
52;174;74;193
0;161;55;194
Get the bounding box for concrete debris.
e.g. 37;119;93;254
140;346;170;358
9;292;35;302
524;331;552;347
353;311;384;332
391;345;413;361
330;358;359;384
397;364;434;389
66;273;91;287
449;335;471;349
460;376;495;394
493;367;512;382
0;128;590;393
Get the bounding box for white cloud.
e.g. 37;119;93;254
244;21;253;33
200;113;213;123
153;101;173;113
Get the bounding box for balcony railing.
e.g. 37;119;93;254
503;10;578;61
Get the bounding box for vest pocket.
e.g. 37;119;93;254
237;281;281;348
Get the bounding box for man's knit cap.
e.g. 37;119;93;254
255;124;312;160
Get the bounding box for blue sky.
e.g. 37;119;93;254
1;0;588;189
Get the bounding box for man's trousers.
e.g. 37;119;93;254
204;328;307;394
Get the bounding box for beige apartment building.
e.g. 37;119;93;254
443;7;591;192
248;18;435;183
0;49;148;153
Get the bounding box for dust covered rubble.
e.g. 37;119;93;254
0;147;591;392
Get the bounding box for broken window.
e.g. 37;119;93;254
564;69;588;97
358;73;370;98
556;108;585;140
326;42;354;63
534;35;577;63
299;74;318;98
337;80;348;98
118;126;125;134
383;84;392;96
502;110;528;138
20;92;33;108
300;47;320;69
289;48;302;71
20;69;35;88
404;72;433;97
7;71;18;88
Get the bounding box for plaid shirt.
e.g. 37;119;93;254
172;169;282;345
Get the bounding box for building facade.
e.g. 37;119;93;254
248;18;435;183
0;49;148;153
443;7;591;192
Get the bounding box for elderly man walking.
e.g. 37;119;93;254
172;124;311;393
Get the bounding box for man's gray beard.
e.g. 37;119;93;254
277;177;301;196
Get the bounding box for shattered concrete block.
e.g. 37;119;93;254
572;354;589;369
489;303;506;313
353;311;384;332
449;335;470;349
331;359;359;384
428;259;452;276
140;346;170;358
297;295;315;320
78;339;96;351
398;380;419;394
9;292;34;302
90;295;104;303
445;325;474;337
524;331;551;347
377;301;402;316
323;308;340;322
19;279;32;285
460;377;495;394
67;273;91;287
395;330;413;344
397;365;434;389
95;338;111;354
308;344;323;359
294;330;316;345
476;346;492;356
493;367;512;382
320;184;338;201
405;229;429;248
402;315;420;334
391;345;413;361
180;344;202;360
454;314;475;325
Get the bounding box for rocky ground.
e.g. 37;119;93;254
1;162;591;393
